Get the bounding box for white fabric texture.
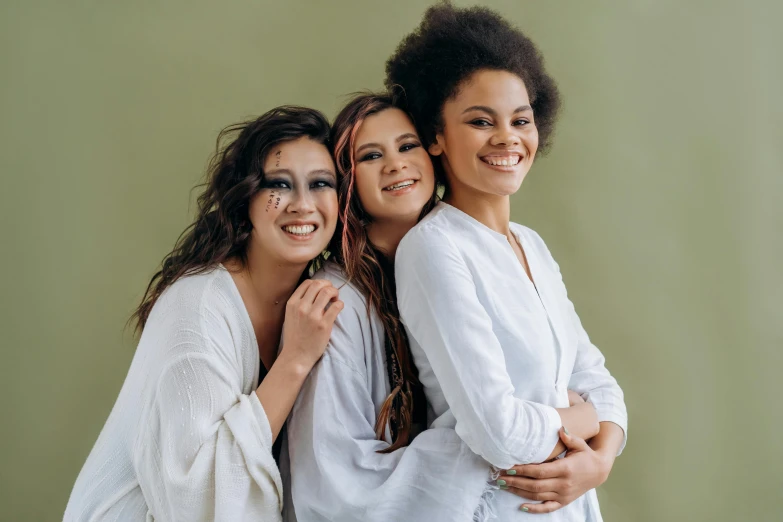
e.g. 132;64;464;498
64;266;283;522
285;262;494;522
396;202;628;521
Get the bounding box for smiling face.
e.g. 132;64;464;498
429;69;539;200
352;108;436;225
247;136;338;265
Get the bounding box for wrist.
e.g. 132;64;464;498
273;348;314;380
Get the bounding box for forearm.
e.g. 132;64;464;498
256;350;312;441
547;403;600;460
588;421;625;461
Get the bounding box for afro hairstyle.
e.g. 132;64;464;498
385;1;561;155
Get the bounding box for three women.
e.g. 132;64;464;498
66;3;627;521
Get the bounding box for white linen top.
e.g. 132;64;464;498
285;262;495;522
64;266;283;522
396;202;628;521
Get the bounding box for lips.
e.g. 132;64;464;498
281;223;318;236
480;154;521;167
383;179;417;191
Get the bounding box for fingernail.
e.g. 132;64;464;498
564;427;570;436
499;483;508;489
506;469;517;475
520;506;529;512
497;479;507;487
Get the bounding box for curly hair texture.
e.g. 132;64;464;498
385;1;561;155
132;106;332;331
330;92;435;453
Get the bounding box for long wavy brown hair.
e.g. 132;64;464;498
132;106;332;331
330;93;438;453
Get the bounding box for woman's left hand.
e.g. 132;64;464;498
498;427;615;514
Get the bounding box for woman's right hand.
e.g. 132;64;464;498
280;279;344;369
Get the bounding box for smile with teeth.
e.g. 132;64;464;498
384;180;416;191
282;224;317;235
481;155;521;167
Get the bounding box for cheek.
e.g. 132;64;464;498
353;167;381;208
525;126;540;153
249;190;286;224
316;191;339;224
415;155;436;187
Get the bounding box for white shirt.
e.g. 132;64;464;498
285;262;496;522
64;266;283;522
396;202;628;521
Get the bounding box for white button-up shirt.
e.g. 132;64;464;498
396;202;628;521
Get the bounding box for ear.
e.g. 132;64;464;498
428;136;444;156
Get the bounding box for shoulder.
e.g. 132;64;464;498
312;262;369;314
141;265;252;362
311;262;379;374
153;265;242;323
397;204;461;264
511;223;558;266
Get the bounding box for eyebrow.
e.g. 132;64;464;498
461;105;533;116
265;168;336;178
355;133;421;154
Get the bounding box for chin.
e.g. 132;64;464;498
282;250;323;265
482;181;524;197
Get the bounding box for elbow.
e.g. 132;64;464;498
455;423;542;469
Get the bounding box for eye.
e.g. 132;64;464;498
311;179;335;190
468;119;492;127
399;142;421;152
513;118;531;126
359;152;382;162
264;179;290;189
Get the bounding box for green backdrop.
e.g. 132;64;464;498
1;1;780;521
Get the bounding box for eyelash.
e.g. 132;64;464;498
359;142;421;162
311;180;335;189
469;118;530;127
264;180;335;190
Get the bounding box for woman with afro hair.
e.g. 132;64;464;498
389;2;628;519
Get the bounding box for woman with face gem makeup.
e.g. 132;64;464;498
64;107;342;522
387;3;628;520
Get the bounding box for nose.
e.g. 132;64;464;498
489;124;521;148
381;152;407;176
286;188;316;214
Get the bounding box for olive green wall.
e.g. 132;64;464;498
1;1;780;521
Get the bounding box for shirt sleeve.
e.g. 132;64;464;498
530;229;629;455
286;298;490;522
395;226;563;470
133;335;283;520
559;270;629;454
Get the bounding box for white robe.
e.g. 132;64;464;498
396;202;628;521
64;266;283;522
285;262;494;522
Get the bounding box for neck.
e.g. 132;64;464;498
444;183;511;236
239;242;308;310
366;215;418;258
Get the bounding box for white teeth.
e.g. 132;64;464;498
283;224;316;235
385;180;415;191
483;156;520;166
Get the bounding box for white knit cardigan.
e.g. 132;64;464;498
64;266;282;521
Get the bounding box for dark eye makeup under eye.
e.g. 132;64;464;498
262;179;290;189
359;151;382;162
310;178;336;189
